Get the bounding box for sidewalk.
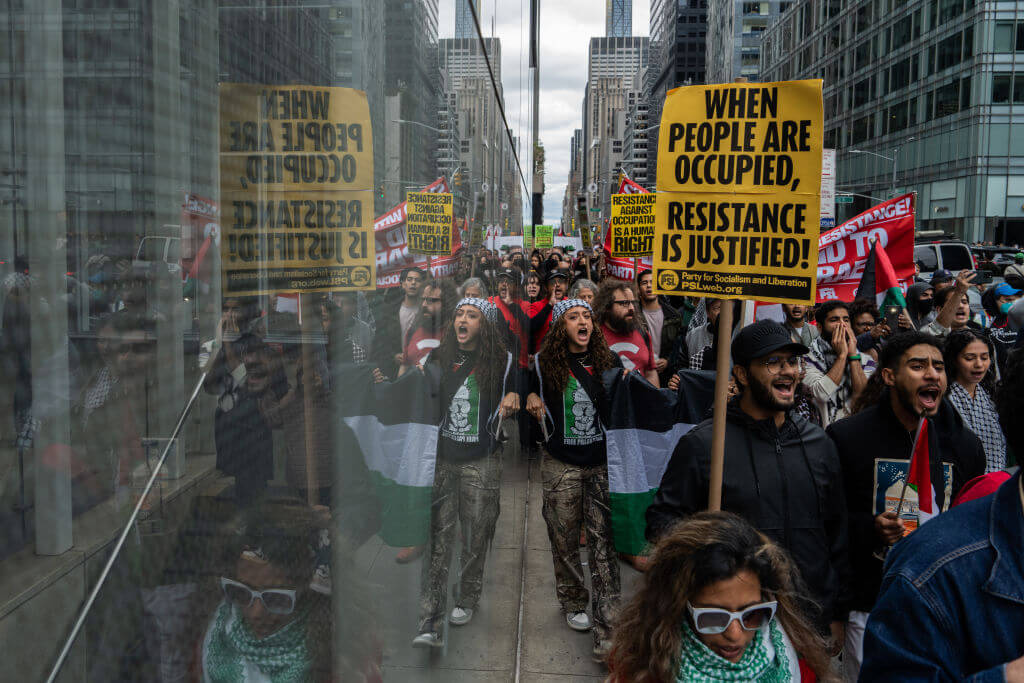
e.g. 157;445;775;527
352;439;643;682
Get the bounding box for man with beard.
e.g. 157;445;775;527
647;320;850;651
781;302;820;347
803;300;874;427
594;279;659;387
826;332;985;681
399;279;458;374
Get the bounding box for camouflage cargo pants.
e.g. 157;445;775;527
539;449;620;643
417;449;503;634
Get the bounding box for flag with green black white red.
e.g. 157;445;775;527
855;239;907;312
336;364;441;547
604;369;715;555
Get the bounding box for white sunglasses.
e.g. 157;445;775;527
220;577;297;615
687;601;778;634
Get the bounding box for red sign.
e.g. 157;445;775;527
816;194;915;302
181;193;219;281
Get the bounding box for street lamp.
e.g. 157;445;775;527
391;118;443;133
849;137;914;197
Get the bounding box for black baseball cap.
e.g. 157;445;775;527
496;268;522;284
545;270;569;282
731;320;809;365
930;269;954;284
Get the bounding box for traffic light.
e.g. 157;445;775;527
378;184;385;199
453;170;463;188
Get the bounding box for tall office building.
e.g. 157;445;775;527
644;0;708;186
606;0;632;37
384;0;440;207
439;37;515;227
455;0;480;39
706;0;789;83
581;37;649;222
761;0;1024;241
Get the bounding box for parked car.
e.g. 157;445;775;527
914;239;975;279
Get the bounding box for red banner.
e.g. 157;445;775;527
180;193;219;282
374;177;462;287
816;193;915;302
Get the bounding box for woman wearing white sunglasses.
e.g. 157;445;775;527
607;511;832;682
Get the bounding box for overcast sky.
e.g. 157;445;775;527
438;0;650;226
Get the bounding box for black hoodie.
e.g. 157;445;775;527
646;400;851;629
826;391;985;613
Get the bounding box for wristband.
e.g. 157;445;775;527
847;354;862;362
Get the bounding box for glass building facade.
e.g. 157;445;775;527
0;1;536;680
760;0;1024;241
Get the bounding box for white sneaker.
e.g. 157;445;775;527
449;606;474;625
566;611;592;632
412;632;444;648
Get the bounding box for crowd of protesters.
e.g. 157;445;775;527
57;239;1022;681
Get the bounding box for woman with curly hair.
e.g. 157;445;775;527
412;298;522;648
525;298;622;662
608;511;832;682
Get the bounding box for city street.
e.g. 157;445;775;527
354;438;643;682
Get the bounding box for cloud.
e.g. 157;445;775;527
438;0;649;225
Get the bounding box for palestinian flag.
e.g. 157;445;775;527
855;239;907;311
336;364;441;546
906;418;937;521
604;369;715;554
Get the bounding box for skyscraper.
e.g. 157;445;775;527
455;0;480;39
606;0;632;37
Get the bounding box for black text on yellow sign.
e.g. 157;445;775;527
610;193;656;257
219;84;375;295
406;191;454;255
653;80;823;305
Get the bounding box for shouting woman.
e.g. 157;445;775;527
526;298;622;662
412;298;522;648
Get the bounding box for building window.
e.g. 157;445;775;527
936;32;962;71
994;22;1014;52
993;74;1012;103
852;114;874;143
1015;75;1024;104
934;80;960;117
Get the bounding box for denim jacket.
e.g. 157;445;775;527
860;472;1024;682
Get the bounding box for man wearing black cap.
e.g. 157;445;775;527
646;320;850;647
527;270;569;352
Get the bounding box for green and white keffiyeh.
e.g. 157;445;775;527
202;600;311;683
676;619;798;683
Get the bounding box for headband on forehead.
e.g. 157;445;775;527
552;298;593;323
456;297;498;323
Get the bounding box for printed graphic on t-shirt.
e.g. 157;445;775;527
440;374;480;443
562;375;602;446
608;341;641;371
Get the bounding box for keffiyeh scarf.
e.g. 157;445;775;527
202;600;311;683
677;620;794;683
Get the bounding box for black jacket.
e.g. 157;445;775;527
826;392;985;613
646;401;851;628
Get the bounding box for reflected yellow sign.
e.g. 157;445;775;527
219;84;375;295
406;192;454;255
653;80;823;304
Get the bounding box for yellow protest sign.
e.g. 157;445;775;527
610;193;656;257
406;191;453;254
219;84;374;295
576;196;592;249
653;80;823;304
535;225;554;249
